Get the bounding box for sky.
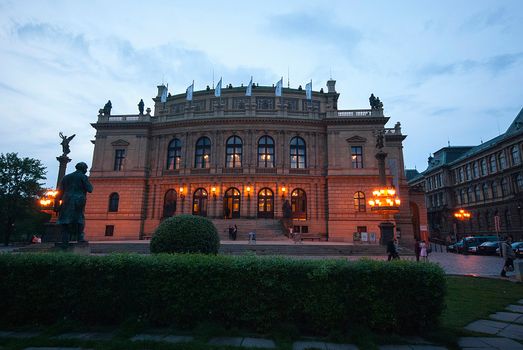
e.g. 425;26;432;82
0;0;522;187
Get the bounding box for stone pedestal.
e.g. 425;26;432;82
42;222;62;242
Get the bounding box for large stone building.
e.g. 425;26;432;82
408;108;523;241
85;80;414;243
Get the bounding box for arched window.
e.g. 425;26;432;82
108;192;119;212
516;174;523;191
511;145;521;165
166;138;182;170
498;152;507;170
458;168;464;182
475;185;482;202
465;165;471;180
501;178;509;196
480;159;487;176
461;189;466;204
195;137;211;168
290;137;306;169
291;188;307;220
226;136;243;168
482;183;490;200
354;191;366;212
258;136;275;168
472;161;479;178
257;188;274;218
489;155;497;173
223;187;241;218
192;188;208;216
491;181;498;198
467;187;474;203
162;189;177;218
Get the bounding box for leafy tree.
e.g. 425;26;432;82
0;153;46;245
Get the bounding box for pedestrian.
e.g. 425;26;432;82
233;224;238;241
248;231;256;244
387;239;399;261
228;225;233;240
420;240;428;261
415;239;421;262
500;235;515;278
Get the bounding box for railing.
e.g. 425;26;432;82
289;169;310;175
190;168;210;174
256;168;277;174
222;168;244;174
98;114;150;123
337;109;381;117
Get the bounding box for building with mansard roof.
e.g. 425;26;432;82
85;79;415;243
407;107;523;241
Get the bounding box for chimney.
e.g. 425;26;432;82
326;79;336;93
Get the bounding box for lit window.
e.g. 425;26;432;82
226;136;243;168
166;138;182;170
195;137;211;168
351;146;363;168
290;137;306;169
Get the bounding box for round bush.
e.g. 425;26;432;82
150;215;220;254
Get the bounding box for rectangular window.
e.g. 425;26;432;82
114;149;125;171
301;226;309;233
293;225;301;233
351;146;363;168
105;225;114;237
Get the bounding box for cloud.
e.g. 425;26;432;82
429;107;459;116
460;7;509;32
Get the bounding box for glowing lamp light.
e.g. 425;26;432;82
368;186;401;214
281;186;287;199
179;187;185;199
39;189;59;210
454;209;471;220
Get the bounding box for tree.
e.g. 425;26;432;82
0;153;46;245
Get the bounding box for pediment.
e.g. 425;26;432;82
111;139;130;146
346;136;367;143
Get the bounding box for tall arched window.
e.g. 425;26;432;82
195;137;211;168
166;138;182;170
163;189;177;218
480;159;487;176
290;137;306;168
511;145;521;165
482;183;490;200
516;174;523;191
475;185;481;202
498;152;507;170
501;178;509;196
192;188;208;216
491;181;498;198
465;165;471;180
291;188;307;220
467;187;474;203
257;188;274;218
354;191;366;212
489;155;497;173
226;136;243;168
258;136;275;168
108;192;119;212
223;187;241;218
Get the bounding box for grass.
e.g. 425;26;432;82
0;276;521;350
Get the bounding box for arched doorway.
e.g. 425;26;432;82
163;189;177;218
223;187;241;219
257;188;274;218
192;188;208;217
291;188;307;220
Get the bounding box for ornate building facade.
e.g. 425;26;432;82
408;108;523;241
85;80;414;243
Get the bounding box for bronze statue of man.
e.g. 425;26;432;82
55;162;93;245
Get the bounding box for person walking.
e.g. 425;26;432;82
228;225;233;240
419;240;428;261
387;239;400;261
500;235;515;278
232;224;238;241
414;239;421;262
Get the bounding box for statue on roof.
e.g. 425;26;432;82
369;93;384;110
138;99;144;115
103;100;112;115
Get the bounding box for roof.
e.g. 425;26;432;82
405;169;422;182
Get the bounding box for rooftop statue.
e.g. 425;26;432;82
103;100;112;115
138;99;144;115
369;93;384;110
59;132;76;156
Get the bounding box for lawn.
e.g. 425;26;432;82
0;275;521;350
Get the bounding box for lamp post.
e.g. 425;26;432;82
453;208;471;253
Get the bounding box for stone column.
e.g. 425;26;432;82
56;155;71;188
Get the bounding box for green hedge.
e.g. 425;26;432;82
0;254;446;334
150;215;220;254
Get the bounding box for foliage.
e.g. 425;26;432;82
150;215;220;254
0;152;46;245
0;254;445;334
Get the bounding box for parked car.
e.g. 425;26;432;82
497;242;523;257
448;235;498;254
476;241;503;255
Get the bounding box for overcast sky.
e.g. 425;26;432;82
1;0;522;187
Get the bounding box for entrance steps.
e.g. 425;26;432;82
211;218;289;241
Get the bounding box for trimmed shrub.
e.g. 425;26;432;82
0;254;446;334
150;215;219;254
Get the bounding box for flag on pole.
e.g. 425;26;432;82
246;76;253;96
160;85;168;103
186;81;194;101
275;77;283;97
305;80;312;100
215;77;222;97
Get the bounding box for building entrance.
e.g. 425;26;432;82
257;188;274;218
224;188;241;219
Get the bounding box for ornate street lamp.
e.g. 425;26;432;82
453;208;471;220
453;208;471;252
368;187;401;214
39;189;59;211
